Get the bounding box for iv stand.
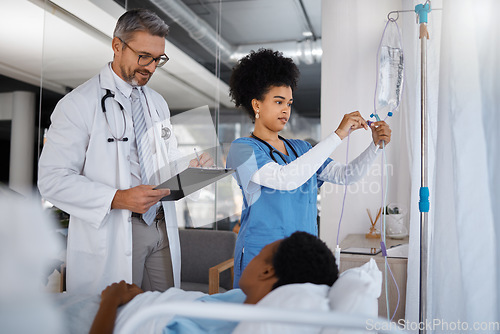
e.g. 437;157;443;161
415;3;431;334
387;2;433;331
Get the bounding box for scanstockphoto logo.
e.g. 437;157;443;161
250;163;394;197
365;319;500;332
321;163;394;196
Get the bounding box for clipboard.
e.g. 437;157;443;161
154;167;235;201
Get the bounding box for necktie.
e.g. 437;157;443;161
131;88;156;225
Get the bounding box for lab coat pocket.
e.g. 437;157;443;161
68;217;108;256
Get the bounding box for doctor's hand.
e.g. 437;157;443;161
335;111;369;140
111;185;170;213
189;152;214;168
370;121;392;148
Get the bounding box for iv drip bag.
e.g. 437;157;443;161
374;20;404;117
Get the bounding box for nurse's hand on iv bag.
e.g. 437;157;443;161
334;111;369;140
111;185;171;214
370;121;392;148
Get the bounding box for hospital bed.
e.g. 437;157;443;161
6;193;399;334
114;258;399;333
54;258;400;333
120;302;401;334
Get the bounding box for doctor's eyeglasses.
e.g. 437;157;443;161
119;38;169;67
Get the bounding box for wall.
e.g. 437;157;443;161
320;0;410;249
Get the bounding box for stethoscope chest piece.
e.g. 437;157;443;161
161;126;171;139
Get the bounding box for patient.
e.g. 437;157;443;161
89;231;338;334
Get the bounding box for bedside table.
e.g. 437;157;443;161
339;234;408;321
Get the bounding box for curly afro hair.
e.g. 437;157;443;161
272;231;338;290
229;48;300;121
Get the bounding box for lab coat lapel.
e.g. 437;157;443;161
98;65;133;189
100;64;132;122
142;87;171;172
143;86;181;288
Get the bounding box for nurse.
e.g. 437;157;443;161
226;49;391;287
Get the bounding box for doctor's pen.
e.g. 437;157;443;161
194;148;202;166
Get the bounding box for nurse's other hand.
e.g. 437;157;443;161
101;281;144;307
111;185;170;213
189;152;214;168
335;111;369;140
370;121;392;147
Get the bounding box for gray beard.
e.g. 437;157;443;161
120;66;146;86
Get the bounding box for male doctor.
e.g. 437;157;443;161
38;9;211;294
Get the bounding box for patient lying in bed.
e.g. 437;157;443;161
79;231;338;334
3;192;381;334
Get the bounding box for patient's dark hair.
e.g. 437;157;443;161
229;48;299;121
272;232;338;290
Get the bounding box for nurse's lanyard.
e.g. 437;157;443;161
250;133;299;163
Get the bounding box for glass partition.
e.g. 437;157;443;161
34;0;321;231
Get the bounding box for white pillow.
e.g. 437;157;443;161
321;258;382;334
233;283;330;334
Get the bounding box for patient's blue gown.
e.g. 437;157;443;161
163;289;246;333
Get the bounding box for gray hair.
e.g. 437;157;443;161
113;8;169;43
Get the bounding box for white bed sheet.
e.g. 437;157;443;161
53;259;384;334
52;288;205;334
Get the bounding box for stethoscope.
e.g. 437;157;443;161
101;89;128;143
101;88;172;143
250;133;299;164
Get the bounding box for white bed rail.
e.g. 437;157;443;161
120;301;403;334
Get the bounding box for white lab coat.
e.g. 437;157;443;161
38;64;184;294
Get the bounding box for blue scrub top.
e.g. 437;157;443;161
226;137;332;288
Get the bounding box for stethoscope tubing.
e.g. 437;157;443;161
101;88;172;144
250;133;299;164
101;89;128;142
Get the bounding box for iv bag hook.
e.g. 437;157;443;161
387;11;399;22
387;2;437;23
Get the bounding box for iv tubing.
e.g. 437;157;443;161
381;141;400;321
380;142;390;319
336;128;351;247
